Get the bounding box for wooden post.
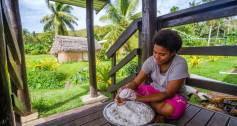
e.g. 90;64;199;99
111;54;116;98
141;0;157;61
86;0;98;97
138;21;142;69
0;1;16;125
8;0;32;114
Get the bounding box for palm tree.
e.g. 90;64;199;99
41;1;78;35
99;0;141;52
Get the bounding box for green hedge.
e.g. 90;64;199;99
27;69;66;89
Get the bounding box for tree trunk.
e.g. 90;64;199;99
215;22;220;44
208;25;212;46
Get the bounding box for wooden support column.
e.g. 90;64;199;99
138;21;142;69
141;0;157;61
0;0;16;125
8;0;32;114
111;55;116;98
86;0;98;97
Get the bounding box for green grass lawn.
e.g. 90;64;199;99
30;84;89;117
26;54;237;117
186;56;237;85
186;56;237;104
26;54;111;117
57;62;88;79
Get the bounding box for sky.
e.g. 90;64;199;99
19;0;194;33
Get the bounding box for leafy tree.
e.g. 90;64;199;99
99;0;141;52
41;1;78;35
170;6;179;13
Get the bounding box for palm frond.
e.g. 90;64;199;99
64;21;75;31
126;0;139;18
62;17;77;31
48;2;56;14
130;12;141;20
56;2;63;11
119;0;129;16
107;5;122;23
61;4;73;13
43;18;54;32
99;15;110;22
58;12;78;21
40;15;53;23
43;22;53;32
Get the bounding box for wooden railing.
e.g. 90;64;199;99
106;19;142;93
106;0;237;96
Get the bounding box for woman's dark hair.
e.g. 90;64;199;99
152;29;182;52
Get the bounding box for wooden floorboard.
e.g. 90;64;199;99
170;104;201;126
65;110;103;126
206;112;230;126
227;117;237;126
186;108;214;126
80;117;108;126
37;102;108;126
62;102;109;126
102;123;112;126
36;102;237;126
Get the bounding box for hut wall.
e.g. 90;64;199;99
58;51;84;63
82;51;88;61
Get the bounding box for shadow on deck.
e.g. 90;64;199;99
24;101;237;126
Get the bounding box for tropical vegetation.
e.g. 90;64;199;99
22;0;237;117
99;0;141;52
40;1;78;35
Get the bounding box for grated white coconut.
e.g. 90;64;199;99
104;101;154;126
119;88;136;100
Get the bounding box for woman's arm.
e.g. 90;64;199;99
115;70;147;105
136;78;185;102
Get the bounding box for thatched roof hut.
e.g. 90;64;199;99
50;35;101;63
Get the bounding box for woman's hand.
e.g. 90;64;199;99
114;85;128;105
115;95;126;105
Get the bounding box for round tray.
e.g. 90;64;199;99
103;101;155;126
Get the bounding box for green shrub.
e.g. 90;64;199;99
25;43;50;55
96;61;111;91
123;60;139;75
97;82;109;91
96;42;109;61
69;68;89;85
28;59;59;71
27;69;66;89
24;32;54;55
189;56;201;67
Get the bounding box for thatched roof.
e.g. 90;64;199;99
50;35;101;55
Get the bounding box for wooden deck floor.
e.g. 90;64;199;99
36;101;237;126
